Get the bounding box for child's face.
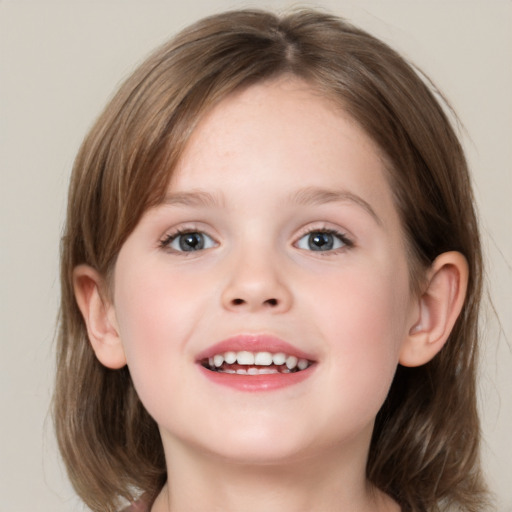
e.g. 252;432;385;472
110;77;418;465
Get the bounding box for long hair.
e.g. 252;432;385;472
54;9;488;511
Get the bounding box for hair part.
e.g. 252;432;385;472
55;8;488;511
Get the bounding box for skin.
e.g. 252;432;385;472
75;76;469;511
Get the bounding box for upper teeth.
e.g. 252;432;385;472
207;351;310;371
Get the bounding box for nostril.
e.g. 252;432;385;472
227;297;281;308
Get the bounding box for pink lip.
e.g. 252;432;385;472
196;334;316;392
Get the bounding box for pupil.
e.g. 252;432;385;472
180;233;204;251
309;232;333;251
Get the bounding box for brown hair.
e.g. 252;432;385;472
54;9;489;512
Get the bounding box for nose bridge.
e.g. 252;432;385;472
221;238;292;313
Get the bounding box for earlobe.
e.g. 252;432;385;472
73;264;127;369
399;251;469;367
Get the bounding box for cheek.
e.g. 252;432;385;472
114;257;206;345
308;263;411;395
111;260;207;406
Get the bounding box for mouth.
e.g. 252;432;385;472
196;335;316;391
200;350;313;375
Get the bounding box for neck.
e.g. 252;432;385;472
151;439;398;512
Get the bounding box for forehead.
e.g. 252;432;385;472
168;77;394;214
181;77;376;153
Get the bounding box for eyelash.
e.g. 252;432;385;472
159;228;217;253
294;227;354;254
159;227;354;254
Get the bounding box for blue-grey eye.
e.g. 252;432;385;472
168;232;216;252
296;230;347;251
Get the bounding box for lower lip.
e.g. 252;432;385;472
198;364;315;392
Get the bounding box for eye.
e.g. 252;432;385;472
296;229;351;252
162;231;217;252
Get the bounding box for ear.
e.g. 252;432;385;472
73;264;127;369
399;251;469;367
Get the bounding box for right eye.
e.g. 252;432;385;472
161;231;217;252
295;229;352;252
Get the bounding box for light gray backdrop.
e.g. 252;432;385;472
1;1;511;511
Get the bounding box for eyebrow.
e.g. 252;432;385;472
161;190;223;208
160;187;381;225
290;186;381;225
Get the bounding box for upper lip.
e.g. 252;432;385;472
195;334;316;362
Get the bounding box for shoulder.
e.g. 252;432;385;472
120;495;151;512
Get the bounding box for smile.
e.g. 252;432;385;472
196;335;317;391
202;350;312;374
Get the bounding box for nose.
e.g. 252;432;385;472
221;250;293;313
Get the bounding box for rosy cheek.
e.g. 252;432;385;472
113;258;204;368
317;269;405;361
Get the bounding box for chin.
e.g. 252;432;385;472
195;420;326;466
206;442;313;467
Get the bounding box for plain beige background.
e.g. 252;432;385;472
1;1;510;511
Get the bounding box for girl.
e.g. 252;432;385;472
54;8;490;512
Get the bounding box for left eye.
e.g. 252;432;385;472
165;231;216;252
296;230;349;252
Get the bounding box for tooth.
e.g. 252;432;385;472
247;367;259;375
237;351;255;365
224;351;237;364
236;368;248;375
223;369;236;374
259;368;279;374
208;357;214;367
286;355;298;370
254;351;272;365
298;359;309;370
272;353;286;365
213;354;224;367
